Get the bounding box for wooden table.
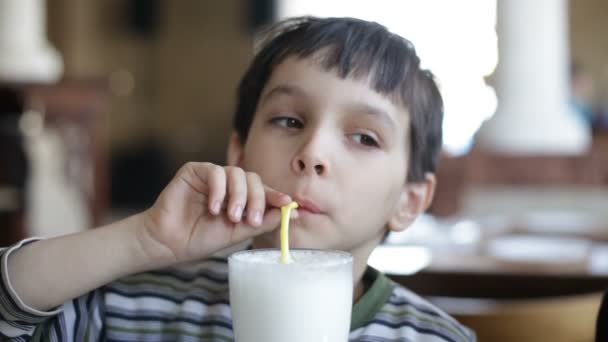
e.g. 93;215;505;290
382;246;608;342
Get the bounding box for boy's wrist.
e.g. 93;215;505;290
129;211;179;272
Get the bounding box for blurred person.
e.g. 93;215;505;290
570;62;597;126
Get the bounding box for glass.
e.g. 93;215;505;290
229;249;353;342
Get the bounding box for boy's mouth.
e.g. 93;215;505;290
292;196;323;214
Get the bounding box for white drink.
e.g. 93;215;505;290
229;249;353;342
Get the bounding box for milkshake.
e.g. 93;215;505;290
229;249;353;342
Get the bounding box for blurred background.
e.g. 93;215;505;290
1;1;607;341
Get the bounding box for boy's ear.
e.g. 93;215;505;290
388;173;437;232
227;132;245;167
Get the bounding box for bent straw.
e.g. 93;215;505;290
280;201;299;264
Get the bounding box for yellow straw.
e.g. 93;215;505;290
280;201;299;264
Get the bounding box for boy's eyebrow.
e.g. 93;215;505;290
260;84;305;105
260;85;397;130
347;102;397;131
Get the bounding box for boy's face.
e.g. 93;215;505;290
229;56;422;256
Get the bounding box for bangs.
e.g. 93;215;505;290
257;17;420;108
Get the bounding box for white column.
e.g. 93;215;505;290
476;0;590;154
0;0;63;83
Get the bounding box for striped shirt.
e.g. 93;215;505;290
0;239;475;341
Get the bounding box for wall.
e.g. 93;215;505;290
47;0;254;166
45;0;607;166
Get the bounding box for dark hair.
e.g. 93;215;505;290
233;16;443;182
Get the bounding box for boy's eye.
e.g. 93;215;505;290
352;133;379;147
271;116;304;129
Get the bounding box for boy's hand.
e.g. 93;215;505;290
137;162;294;267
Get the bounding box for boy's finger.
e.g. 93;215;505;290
290;208;299;219
264;186;292;208
206;164;226;215
245;172;265;227
230;208;282;242
226;167;247;223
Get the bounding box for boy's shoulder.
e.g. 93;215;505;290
390;282;474;340
351;269;475;342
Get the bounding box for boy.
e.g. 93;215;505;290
0;17;475;341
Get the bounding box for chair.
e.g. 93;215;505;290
443;292;604;342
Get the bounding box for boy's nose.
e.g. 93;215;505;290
295;159;325;176
292;140;329;177
291;128;333;176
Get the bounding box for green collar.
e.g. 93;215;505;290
350;266;394;331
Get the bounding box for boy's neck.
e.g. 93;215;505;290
353;277;367;303
350;238;383;303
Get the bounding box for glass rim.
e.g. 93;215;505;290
228;248;353;265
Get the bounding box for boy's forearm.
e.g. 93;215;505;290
7;213;155;312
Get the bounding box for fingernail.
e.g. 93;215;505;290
253;211;262;225
212;201;221;214
233;205;243;220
